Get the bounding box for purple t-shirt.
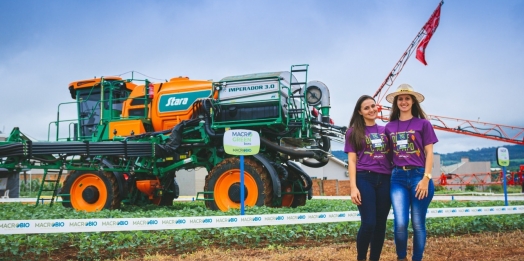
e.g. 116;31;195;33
385;117;438;167
344;125;392;174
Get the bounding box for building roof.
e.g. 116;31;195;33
329;155;348;168
441;162;466;173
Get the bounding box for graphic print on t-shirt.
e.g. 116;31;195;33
390;130;421;159
364;132;389;159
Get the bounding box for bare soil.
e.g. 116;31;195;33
121;230;524;261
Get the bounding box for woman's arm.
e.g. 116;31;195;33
348;152;361;205
415;143;434;199
424;143;434;173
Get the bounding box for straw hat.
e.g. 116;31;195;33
385;84;425;103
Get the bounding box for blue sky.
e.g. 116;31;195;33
1;0;523;154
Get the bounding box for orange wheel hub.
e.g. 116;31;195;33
70;173;108;212
281;185;294;207
214;169;259;211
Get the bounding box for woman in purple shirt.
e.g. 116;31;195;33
345;95;392;261
385;84;438;261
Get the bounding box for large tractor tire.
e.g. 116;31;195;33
280;165;308;208
60;170;120;212
204;157;273;211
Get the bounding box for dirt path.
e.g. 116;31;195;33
138;230;524;261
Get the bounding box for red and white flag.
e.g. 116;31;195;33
416;2;443;65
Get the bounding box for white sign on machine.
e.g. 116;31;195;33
219;80;282;100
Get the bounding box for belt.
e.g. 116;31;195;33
395;165;421;170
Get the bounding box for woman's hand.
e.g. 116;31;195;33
415;178;430;200
351;187;362;205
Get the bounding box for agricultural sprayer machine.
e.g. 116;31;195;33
0;64;346;212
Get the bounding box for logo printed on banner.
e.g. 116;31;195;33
161;219;185;225
18;223;30;228
35;222;65;228
216;217;238;223
328;213;346;218
240;216;262;222
132;220;158;226
189;218;213;224
1;223;15;229
264;216;284;221
69;221;97;227
287;215;306;220
308;214;327;219
101;221;128;226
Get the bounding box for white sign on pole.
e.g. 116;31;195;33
223;130;260;155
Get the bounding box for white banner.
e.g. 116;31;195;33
1;205;523;235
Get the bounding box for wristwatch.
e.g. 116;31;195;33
424;173;432;180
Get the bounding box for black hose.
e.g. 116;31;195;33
260;137;315;158
301;157;329;168
201;99;224;138
204;117;223;138
271;162;289;181
302;136;330;168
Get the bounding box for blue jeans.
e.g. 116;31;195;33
390;168;434;261
355;171;391;261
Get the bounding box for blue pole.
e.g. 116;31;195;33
240;155;245;215
502;166;508;206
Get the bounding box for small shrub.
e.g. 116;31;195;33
488;184;503;193
465;184;476;192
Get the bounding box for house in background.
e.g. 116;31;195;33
299;156;348;180
440;157;491;191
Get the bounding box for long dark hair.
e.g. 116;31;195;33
389;94;428;121
348;95;375;152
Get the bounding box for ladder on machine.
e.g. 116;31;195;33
36;168;66;206
287;64;310;135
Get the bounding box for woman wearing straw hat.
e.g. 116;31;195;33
385;84;438;261
345;95;392;261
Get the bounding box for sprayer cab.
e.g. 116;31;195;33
68;77;137;140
